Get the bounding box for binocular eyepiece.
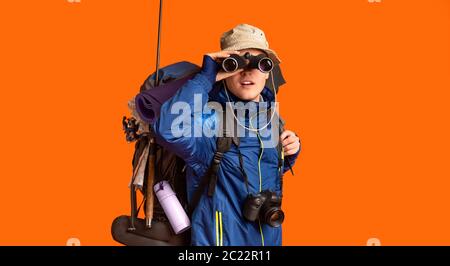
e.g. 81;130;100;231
221;52;274;73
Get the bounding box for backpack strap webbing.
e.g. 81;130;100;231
188;110;236;216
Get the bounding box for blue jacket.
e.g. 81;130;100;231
152;56;300;246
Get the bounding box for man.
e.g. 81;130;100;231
152;24;300;246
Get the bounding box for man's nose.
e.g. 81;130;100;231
241;68;254;74
240;69;257;76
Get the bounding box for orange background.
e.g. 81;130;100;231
0;0;449;246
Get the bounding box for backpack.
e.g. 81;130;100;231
111;61;287;246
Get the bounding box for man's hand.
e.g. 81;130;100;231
280;130;300;156
205;50;244;82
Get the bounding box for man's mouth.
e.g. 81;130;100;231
240;80;255;86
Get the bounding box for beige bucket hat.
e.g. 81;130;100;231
220;24;281;65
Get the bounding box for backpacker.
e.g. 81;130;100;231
110;58;287;246
110;0;288;246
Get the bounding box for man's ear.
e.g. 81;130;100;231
264;72;270;80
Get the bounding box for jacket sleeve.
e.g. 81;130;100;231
151;56;219;177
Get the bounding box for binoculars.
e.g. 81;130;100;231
221;52;274;73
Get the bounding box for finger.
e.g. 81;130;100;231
280;130;294;141
222;50;240;55
281;137;295;147
282;135;298;147
282;134;297;144
284;147;298;156
284;142;299;155
210;50;240;60
283;141;298;152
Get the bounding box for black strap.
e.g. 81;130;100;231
187;137;232;216
188;110;235;215
237;148;250;194
277;115;286;198
207;137;232;196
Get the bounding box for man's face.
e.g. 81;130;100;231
225;48;270;101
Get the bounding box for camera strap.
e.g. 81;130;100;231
237;147;250;195
277;116;285;198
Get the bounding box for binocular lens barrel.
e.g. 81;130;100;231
258;58;274;73
222;57;239;72
221;54;274;73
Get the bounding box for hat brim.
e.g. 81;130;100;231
263;48;281;65
223;45;281;65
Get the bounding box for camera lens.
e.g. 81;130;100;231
222;57;239;72
258;58;274;73
263;208;284;228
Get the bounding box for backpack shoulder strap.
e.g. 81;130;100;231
188;109;235;216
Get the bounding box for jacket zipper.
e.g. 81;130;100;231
256;132;265;246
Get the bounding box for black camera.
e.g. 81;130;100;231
242;190;284;227
221;52;274;73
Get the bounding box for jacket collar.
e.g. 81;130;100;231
208;81;276;106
